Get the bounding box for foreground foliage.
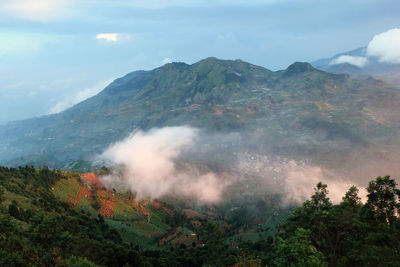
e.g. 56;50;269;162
280;177;400;266
1;166;400;266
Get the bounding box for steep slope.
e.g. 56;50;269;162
1;57;400;180
0;58;272;164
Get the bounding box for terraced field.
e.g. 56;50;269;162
52;172;198;248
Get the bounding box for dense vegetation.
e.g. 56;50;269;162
276;177;400;266
1;166;400;266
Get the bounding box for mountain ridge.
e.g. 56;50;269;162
1;57;400;181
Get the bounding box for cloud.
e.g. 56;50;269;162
96;33;118;42
0;0;73;21
49;78;113;114
367;28;400;64
330;55;368;68
99;126;229;203
96;33;134;43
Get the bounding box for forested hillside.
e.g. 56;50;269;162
1;166;399;266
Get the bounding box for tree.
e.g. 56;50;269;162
274;228;327;267
342;186;361;208
364;176;400;224
311;182;332;211
326;186;362;265
340;177;400;266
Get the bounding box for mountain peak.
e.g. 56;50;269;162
283;62;315;77
194;57;239;66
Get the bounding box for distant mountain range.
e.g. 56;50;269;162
312;47;400;87
1;57;400;180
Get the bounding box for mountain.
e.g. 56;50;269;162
312;47;400;87
1;57;400;180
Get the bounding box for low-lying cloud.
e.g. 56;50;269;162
330;55;368;68
367;28;400;64
98;126;370;206
235;153;366;205
283;161;367;204
99;126;229;203
328;28;400;68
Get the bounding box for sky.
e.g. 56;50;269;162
0;0;399;124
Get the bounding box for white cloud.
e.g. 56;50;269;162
96;33;134;43
0;0;73;21
367;28;400;64
99;126;228;203
162;58;172;65
49;78;114;114
330;55;368;68
96;33;119;42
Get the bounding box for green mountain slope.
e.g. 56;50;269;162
1;57;400;178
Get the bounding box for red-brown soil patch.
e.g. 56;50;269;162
133;202;151;217
99;199;115;218
68;186;93;206
81;173;105;188
97;190;118;201
152;201;162;208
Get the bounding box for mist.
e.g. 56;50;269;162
234;153;367;204
97;125;373;206
99;126;229;203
